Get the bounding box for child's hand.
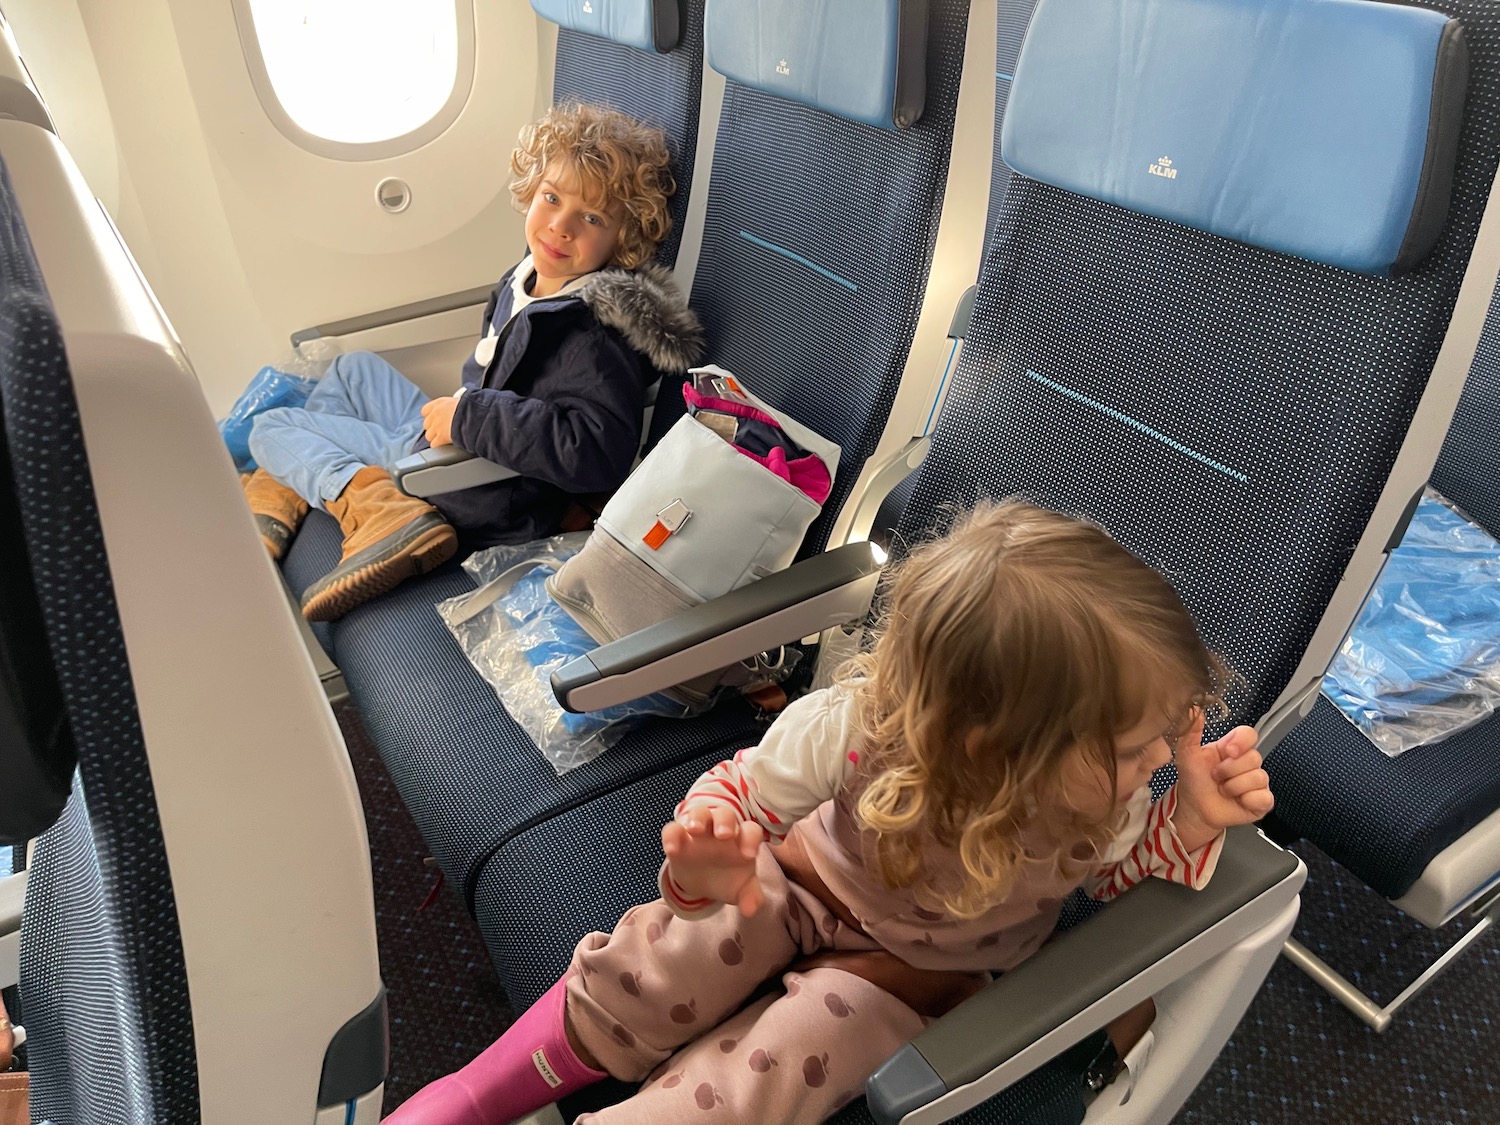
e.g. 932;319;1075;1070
662;806;766;917
420;396;460;447
1171;710;1274;853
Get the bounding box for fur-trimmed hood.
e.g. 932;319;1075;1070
578;262;705;374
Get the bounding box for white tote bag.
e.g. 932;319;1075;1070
547;364;842;647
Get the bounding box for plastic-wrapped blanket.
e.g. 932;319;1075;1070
436;534;691;774
217;366;316;472
1323;490;1500;756
216;342;341;470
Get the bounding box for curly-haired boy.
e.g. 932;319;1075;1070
244;103;703;621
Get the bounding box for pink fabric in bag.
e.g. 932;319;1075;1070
681;384;833;505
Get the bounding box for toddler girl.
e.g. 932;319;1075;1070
389;500;1274;1124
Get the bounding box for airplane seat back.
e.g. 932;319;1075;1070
898;0;1494;750
1432;295;1500;536
0;8;66;846
24;793;196;1124
876;0;1498;973
536;0;706;268
1265;273;1500;927
0;153;198;1122
0;401;73;845
551;21;705;270
984;0;1038;249
7;113;386;1122
647;0;971;558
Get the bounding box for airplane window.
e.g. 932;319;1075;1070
238;0;473;155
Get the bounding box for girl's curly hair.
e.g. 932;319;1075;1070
846;501;1227;918
510;102;675;269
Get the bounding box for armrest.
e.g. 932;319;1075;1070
551;542;883;712
289;284;493;346
866;826;1305;1125
392;446;519;498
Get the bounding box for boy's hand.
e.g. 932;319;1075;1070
1171;710;1274;853
421;396;460;447
662;805;766;917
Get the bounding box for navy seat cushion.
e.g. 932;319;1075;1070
284;519;765;903
1267;694;1500;900
281;510;342;657
473;757;1108;1124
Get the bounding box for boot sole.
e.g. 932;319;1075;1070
300;514;457;622
255;513;295;561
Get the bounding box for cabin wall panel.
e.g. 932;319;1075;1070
9;0;543;414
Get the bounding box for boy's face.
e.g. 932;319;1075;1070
524;160;622;296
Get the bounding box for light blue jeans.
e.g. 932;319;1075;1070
248;351;430;512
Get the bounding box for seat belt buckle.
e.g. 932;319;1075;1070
644;499;692;550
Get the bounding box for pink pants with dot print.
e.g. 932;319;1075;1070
565;849;927;1123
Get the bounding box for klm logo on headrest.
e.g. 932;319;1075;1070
583;0;594;12
776;58;791;76
1148;156;1178;181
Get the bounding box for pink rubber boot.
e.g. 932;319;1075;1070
384;979;606;1123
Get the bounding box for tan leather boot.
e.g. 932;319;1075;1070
300;466;457;621
242;467;309;560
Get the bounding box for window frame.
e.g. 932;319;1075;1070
230;0;477;161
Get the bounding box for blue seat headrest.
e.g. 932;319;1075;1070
531;0;682;54
1000;0;1469;275
705;0;927;130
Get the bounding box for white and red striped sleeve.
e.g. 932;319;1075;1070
1082;787;1225;902
660;685;862;916
659;867;722;917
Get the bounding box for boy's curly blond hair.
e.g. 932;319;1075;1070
510;102;675;270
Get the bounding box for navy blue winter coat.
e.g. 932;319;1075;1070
420;261;703;551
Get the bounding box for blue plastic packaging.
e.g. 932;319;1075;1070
1323;490;1500;756
437;535;692;774
217;366;318;472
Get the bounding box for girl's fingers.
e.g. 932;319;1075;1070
738;878;765;918
738;821;765;858
1214;726;1259;760
675;808;753;838
712;805;739;839
1240;789;1275;818
1213;749;1263;782
661;821;685;855
1219;769;1270;799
